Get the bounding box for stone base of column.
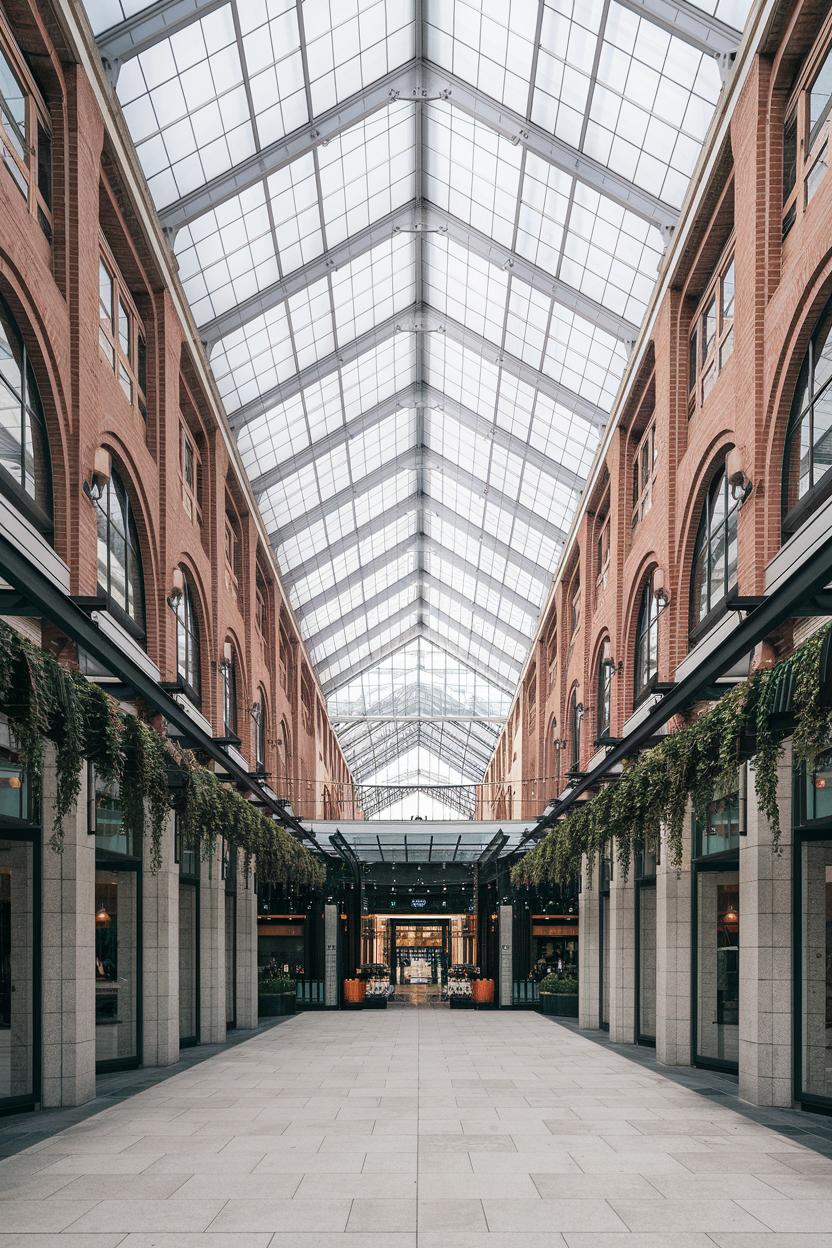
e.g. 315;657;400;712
142;812;179;1068
579;862;600;1030
235;867;258;1030
655;835;692;1067
609;872;635;1044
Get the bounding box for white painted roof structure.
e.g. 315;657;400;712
84;0;752;815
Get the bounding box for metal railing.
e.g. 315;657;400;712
296;980;326;1007
512;981;540;1006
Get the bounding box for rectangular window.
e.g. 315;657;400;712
809;44;832;149
180;422;201;524
631;421;656;528
595;516;610;588
689;248;735;413
0;29;52;240
224;517;239;595
569;580;580;637
98;241;146;419
784;38;832;237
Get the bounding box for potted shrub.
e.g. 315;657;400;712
447;963;477;1008
357;963;391;1008
258;961;297;1018
538;972;579;1018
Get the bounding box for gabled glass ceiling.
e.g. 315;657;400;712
87;0;752;808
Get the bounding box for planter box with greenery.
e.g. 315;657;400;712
258;975;296;1018
538;973;578;1018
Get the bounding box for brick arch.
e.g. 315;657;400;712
621;553;659;711
222;626;249;748
0;254;70;549
762;256;832;554
589;628;613;738
673;436;736;642
173;554;213;709
99;437;161;658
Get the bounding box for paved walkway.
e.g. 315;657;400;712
2;1009;832;1246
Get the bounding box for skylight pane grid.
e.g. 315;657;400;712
302;563;416;643
586;4;721;209
425;607;517;682
561;183;664;324
688;0;752;21
263;459;322;534
267;153;324;276
503;276;551;372
424;334;499;417
351;468;416;532
303;0;416;116
424;410;490;486
527;391;599;479
175;183;278;325
303;373;348;443
424;235;508;348
531;0;604;147
424;0;537;111
544;305;628;409
239;2;307;146
341;336;417;421
288;513;416;607
515;461;576;535
424;512;489;574
86;0;155;34
116;7;254;208
236;393;309;479
331;236;416;345
209;302;294;410
286;277;336;372
427;475;486;536
348;410;417;480
424;586;520;663
423;102;522;247
504;511;560;579
493;373;535;440
318;102;417;247
515;153;572;276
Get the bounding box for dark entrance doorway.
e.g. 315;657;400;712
389;919;450;986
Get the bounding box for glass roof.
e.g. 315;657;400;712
87;0;753;812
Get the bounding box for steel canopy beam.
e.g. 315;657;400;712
280;502;418;589
422;573;531;649
614;0;741;57
296;537;417;621
321;627;422;694
95;0;226;64
424;497;553;584
304;574;418;649
269;450;419;548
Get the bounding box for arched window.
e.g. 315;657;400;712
175;573;201;702
634;574;659;702
690;466;738;635
596;638;613;738
95;469;145;638
568;687;582;773
783;299;832;530
253;690;267;771
0;294;51;530
220;643;237;738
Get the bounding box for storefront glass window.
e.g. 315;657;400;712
800;839;832;1104
178;882;198;1046
95;867;139;1067
695;870;739;1068
637;882;657;1042
695;793;740;858
0;836;34;1107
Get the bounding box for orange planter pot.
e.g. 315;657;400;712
472;978;495;1004
342;978;366;1004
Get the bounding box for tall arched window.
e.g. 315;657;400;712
95;469;145;638
690;466;738;635
0;294;52;530
634;574;659;702
175;573;201;702
783;299;832;530
568;687;582;773
597;638;613;738
220;643;237;737
253;690;267;771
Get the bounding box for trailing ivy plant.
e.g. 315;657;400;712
513;622;832;889
0;619;326;888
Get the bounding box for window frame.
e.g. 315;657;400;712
689;466;740;641
783;32;832;239
94;468;146;642
782;296;832;534
97;240;147;419
175;574;201;706
253;693;267;772
0;293;52;534
220;646;238;739
595;513;610;590
688;245;735;413
596;639;614;740
633;573;659;706
224;514;240;598
631;420;657;529
179;421;202;525
569;575;581;638
568;687;582;775
0;17;52;240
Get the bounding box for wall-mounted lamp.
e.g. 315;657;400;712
727;447;753;505
653;567;670;610
166;567;185;611
82;448;111;503
221;640;233;668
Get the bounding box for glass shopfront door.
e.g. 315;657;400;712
693;795;740;1073
636;882;657;1044
799;838;832;1108
224;845;236;1031
177;822;199;1048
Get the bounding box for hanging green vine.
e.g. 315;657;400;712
513;622;832;889
0;619;326;888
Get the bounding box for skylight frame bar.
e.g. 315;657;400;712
312;601;421;672
303;572;420;650
321;627;423;694
96;0;228;65
614;0;742;57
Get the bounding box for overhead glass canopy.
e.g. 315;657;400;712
86;0;752;812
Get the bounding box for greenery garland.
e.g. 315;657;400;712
0;620;325;887
513;622;832;889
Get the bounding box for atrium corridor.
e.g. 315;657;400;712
2;1011;832;1246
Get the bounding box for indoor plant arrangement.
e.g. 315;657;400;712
257;961;297;1017
446;963;478;1007
358;963;392;1007
538;972;579;1018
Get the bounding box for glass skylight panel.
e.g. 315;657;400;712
587;4;721;209
561;182;664;324
209;301;294;410
515;154;572;277
424;236;508;347
687;0;753;22
532;0;604;147
424;409;491;486
239;2;306;146
85;0;155;35
423;103;522;247
527;391;599;480
174;183;278;325
318;103;417;248
340;336;416;421
424;332;500;417
503;277;552;372
331;236;416;345
267;153;324;275
424;0;537;110
116;6;253;208
348;410;417;480
303;0;416;116
286;276;335;371
544;306;627;409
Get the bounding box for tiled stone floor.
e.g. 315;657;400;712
3;1008;832;1246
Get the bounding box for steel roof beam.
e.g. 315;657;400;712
321;627;422;694
419;626;517;694
422;447;569;544
421;538;540;617
614;0;742;57
268;450;419;548
422;572;531;649
95;0;226;65
280;502;417;589
314;604;421;675
304;575;419;650
426;603;523;669
297;538;417;621
424;497;553;584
